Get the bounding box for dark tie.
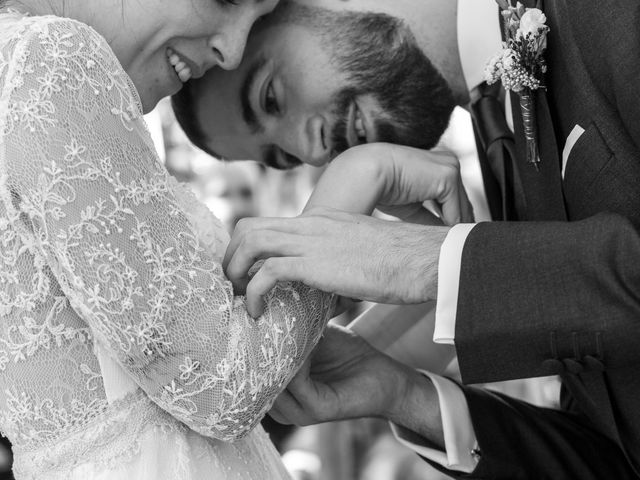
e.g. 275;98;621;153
471;81;525;221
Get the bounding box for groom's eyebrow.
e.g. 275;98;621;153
241;56;268;135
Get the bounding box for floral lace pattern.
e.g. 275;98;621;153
0;11;333;478
12;389;291;480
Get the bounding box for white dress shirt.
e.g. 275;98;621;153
392;0;502;472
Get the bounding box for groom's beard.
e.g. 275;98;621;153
327;13;456;155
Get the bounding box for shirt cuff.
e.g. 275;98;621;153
391;372;479;473
434;223;477;345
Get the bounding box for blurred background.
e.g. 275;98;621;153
0;100;560;480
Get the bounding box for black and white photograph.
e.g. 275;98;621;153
0;0;638;478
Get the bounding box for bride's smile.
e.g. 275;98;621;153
82;0;279;113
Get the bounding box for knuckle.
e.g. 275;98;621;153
438;163;461;189
261;258;279;276
307;406;326;423
245;282;263;305
234;217;250;234
443;161;460;177
242;230;262;252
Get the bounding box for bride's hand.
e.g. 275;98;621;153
305;143;474;226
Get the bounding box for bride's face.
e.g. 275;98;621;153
105;0;279;112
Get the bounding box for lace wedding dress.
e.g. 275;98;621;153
0;10;334;479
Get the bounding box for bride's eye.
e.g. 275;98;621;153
264;81;280;115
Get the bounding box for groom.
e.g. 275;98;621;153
175;0;640;478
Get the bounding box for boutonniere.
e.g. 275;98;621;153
485;1;549;170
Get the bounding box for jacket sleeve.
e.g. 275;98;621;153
423;385;636;480
0;17;333;441
454;214;640;384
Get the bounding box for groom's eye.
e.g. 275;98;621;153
264;82;280;115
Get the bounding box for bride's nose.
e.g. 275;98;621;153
208;25;250;71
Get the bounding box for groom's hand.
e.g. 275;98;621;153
224;143;472;317
269;324;444;448
269;324;404;425
223;209;450;317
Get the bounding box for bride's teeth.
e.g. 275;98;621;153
167;48;193;82
178;68;192;82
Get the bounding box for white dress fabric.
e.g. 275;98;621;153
0;10;334;479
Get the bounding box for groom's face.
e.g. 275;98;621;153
176;5;455;169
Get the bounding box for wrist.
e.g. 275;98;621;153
335;144;390;190
398;224;449;302
386;366;444;449
311;144;389;215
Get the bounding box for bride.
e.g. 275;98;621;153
0;0;337;478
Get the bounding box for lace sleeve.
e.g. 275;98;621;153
0;18;334;441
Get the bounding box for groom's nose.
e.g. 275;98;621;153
277;115;331;167
304;115;332;166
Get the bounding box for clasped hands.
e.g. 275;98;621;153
223;143;471;436
223;142;474;317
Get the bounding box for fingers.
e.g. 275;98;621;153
224;218;323;297
435;151;474;224
223;216;307;271
334;296;360;316
270;388;318;427
224;213;342;274
459;182;475;223
245;257;307;318
268;406;291;425
225;230;305;292
269;359;317;426
383;146;465;225
269;389;300;425
408;206;443;226
439;181;463;226
377;204;443;226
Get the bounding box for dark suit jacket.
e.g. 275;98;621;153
437;0;640;478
